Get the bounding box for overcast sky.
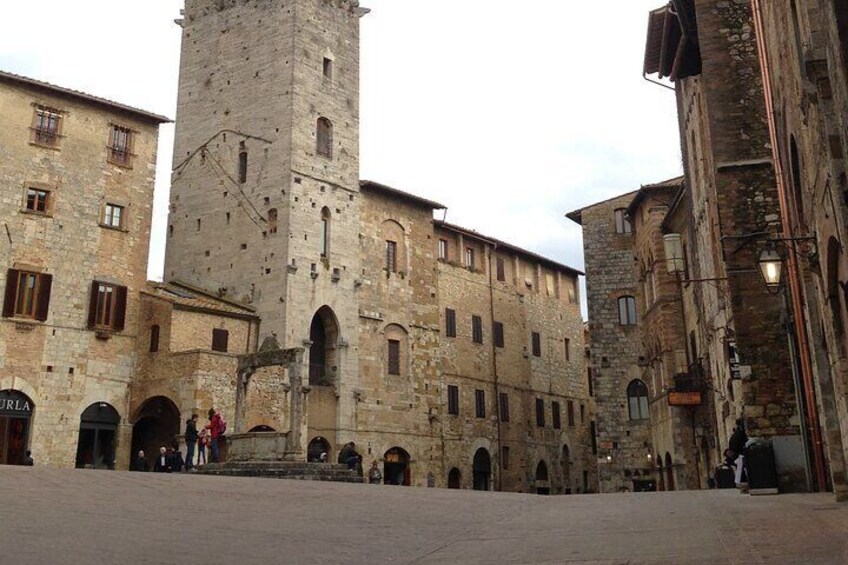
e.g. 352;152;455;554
0;1;682;290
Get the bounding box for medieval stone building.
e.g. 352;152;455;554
0;0;595;494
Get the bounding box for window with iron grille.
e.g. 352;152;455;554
25;187;50;214
475;389;485;418
472;315;483;344
445;308;457;337
108;125;133;167
2;269;52;321
87;281;127;331
532;332;541;357
552;401;561;429
567;400;575;426
499;392;510;422
387;339;401;375
32;106;61;147
385;240;397;272
493;321;504;348
535;398;545;427
102;203;125;229
212;328;229;352
447;385;459;415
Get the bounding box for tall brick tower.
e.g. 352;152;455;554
165;0;369;439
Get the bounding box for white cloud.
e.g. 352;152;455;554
1;0;682;291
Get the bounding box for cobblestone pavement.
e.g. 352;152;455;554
2;466;848;565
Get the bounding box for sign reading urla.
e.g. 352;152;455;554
0;391;33;416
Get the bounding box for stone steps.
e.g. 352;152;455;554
195;461;365;483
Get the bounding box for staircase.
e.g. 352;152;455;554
195;461;365;483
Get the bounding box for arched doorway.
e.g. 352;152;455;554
130;396;180;469
665;452;675;492
562;445;572;494
383;447;411;486
472;448;491;491
75;403;120;469
448;467;462;489
536;461;550;495
307;436;331;462
0;390;34;465
309;306;340;387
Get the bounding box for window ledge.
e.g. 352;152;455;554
7;318;42;330
93;328;118;339
99;223;128;233
107;158;134;170
29;141;61;151
20;209;53;219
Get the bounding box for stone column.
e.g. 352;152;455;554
234;368;254;434
288;349;305;460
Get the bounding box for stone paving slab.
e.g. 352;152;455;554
2;467;848;565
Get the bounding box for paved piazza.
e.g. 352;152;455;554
2;467;848;564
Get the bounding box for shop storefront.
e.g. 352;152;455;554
0;390;34;465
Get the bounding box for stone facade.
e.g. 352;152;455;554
0;71;168;469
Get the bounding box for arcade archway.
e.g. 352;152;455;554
383;447;411;485
75;402;120;469
536;461;550;495
448;467;462;489
130;396;180;469
0;390;34;465
308;436;331;462
472;448;491;491
309;306;340;387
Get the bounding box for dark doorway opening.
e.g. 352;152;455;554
665;452;675;492
562;445;572;494
633;479;657;492
472;448;491;491
536;461;550;495
384;447;411;485
130;396;180;470
75;402;120;469
308;436;331;462
248;425;276;433
309;306;339;387
448;467;462;489
0;390;34;466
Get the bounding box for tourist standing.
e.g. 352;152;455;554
185;414;199;471
132;450;148;472
207;408;223;463
197;428;208;466
368;460;383;484
153;447;171;473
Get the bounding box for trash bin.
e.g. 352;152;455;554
745;439;779;495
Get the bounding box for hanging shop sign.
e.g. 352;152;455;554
668;391;702;406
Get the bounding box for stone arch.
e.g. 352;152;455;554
0;388;35;465
307;436;331;462
309;305;340;387
383;446;411;486
472;448;492;491
383;323;409;378
75;402;120;469
627;379;650;421
130;396;180;469
381;219;407;273
248;424;276;432
448;467;462;489
535;460;550;495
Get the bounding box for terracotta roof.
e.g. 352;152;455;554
434;221;583;277
565;190;640;225
360;180;447;210
0;70;172;124
143;281;259;319
626;176;685;216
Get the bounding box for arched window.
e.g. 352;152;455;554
320;207;330;258
618;296;637;326
309;306;340;386
614;208;632;234
385;324;408;377
627;379;649;420
317;117;333;158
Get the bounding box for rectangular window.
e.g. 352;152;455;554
149;325;160;353
493;321;504;348
618;296;637;326
447;385;459;415
499;392;510;422
614;208;632;234
567;400;575;426
323;57;333;80
567;278;577;304
475;389;485;418
108;125;133;167
546;273;556;297
552;401;562;429
319;218;329;257
532;332;541;357
590;421;597;454
580;403;585;424
535;398;545;427
103;204;125;229
2;270;52;321
588;367;594;397
88;282;127;331
472;315;483;344
212;328;229;352
438;239;448;260
386;240;397;272
564;338;571;361
387;339;401;375
25;187;50;214
238;148;248;184
32;106;61;147
445;308;457;338
465;247;475;269
502;446;510;470
496;257;505;282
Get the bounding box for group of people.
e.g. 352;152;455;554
132;408;225;473
336;441;386;485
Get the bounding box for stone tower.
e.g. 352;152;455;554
165;0;369;439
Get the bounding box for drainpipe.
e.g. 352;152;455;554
487;244;504;491
751;0;827;491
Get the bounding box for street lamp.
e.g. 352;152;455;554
758;247;783;293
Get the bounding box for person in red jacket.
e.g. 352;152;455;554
207;408;224;463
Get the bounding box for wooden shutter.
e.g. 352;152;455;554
532;332;541;356
445;308;456;337
34;273;52;322
499;393;510;422
87;281;100;328
568;400;575;426
212;328;229;352
113;285;128;331
493;322;504;348
552;402;561;429
3;269;19;318
472;315;483;343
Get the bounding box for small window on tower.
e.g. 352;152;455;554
317;117;333;158
238;142;248;184
323;57;333;80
